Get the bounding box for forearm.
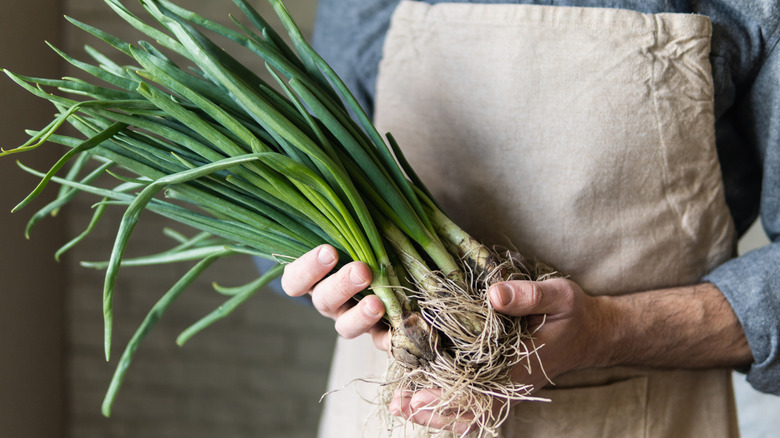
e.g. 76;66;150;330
597;282;753;370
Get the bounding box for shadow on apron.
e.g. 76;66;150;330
319;2;738;437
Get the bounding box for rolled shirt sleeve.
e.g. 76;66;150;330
704;29;780;395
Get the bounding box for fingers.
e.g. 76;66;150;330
280;245;386;341
280;245;373;315
281;245;338;297
369;323;391;351
489;278;578;317
311;261;371;318
334;294;385;339
389;390;475;435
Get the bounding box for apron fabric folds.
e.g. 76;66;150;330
319;2;739;437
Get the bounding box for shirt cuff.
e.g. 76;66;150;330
703;243;780;395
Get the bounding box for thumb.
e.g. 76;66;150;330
489;279;575;317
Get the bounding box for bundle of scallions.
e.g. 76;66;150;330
3;0;555;434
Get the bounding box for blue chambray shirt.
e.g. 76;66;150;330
312;0;780;395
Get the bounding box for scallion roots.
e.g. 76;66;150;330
380;244;557;437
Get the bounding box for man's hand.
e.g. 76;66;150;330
280;245;390;349
388;278;606;433
388;278;753;433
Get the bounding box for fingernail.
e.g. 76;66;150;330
492;284;513;307
317;246;335;265
362;299;384;319
350;266;368;286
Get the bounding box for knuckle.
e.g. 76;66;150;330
524;282;544;309
557;280;579;308
311;290;336;316
312;268;356;315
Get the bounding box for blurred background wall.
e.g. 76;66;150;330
1;1;778;438
1;1;66;437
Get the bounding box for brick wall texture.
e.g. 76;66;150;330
60;1;335;437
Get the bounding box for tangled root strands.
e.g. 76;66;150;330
375;248;560;437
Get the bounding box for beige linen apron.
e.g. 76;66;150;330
319;2;739;437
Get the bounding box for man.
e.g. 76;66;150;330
282;1;779;436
